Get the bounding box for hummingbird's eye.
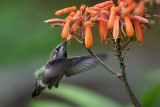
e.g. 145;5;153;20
55;46;60;51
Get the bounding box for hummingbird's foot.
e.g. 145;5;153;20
48;84;52;90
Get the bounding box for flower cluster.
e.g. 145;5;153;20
45;0;152;49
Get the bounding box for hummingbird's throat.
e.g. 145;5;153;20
39;80;47;87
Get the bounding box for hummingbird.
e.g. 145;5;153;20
32;42;107;98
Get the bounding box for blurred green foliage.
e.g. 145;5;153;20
29;84;123;107
30;100;71;107
141;69;160;107
142;85;160;107
0;1;62;63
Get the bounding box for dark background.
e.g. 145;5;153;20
0;0;160;107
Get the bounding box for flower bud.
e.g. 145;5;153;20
108;7;117;29
61;16;73;39
98;14;107;41
113;16;120;40
124;14;134;37
94;1;113;8
55;6;77;16
133;19;143;43
84;21;93;49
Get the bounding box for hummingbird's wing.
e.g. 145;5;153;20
44;59;70;79
64;53;107;77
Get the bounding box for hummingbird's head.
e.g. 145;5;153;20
51;42;67;60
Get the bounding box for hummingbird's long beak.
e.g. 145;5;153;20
63;41;67;46
60;41;67;50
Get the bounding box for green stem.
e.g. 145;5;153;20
121;38;131;51
117;45;141;107
121;77;141;107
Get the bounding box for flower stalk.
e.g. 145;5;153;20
115;40;141;107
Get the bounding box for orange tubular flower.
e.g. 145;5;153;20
123;0;133;6
94;1;113;8
101;10;109;14
124;14;134;37
88;7;101;11
84;21;93;49
65;12;76;21
133;19;143;43
69;11;76;17
139;10;145;17
66;34;73;41
55;6;77;16
61;16;73;40
113;16;120;40
73;10;81;20
67;21;79;41
71;21;79;34
85;9;98;17
45;0;152;46
134;1;145;15
102;4;114;10
108;7;117;29
122;2;137;16
80;4;86;11
154;0;160;4
98;14;107;41
93;17;108;24
44;18;65;23
131;15;149;23
140;24;146;31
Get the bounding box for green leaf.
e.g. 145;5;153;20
120;28;128;41
141;85;160;107
124;104;134;107
140;69;160;107
44;84;123;107
130;33;137;42
29;100;70;107
120;32;125;41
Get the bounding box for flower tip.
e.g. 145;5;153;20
44;20;48;23
139;43;142;46
44;19;53;23
55;11;62;16
85;45;92;49
105;40;107;44
110;6;117;11
84;21;92;26
114;39;117;43
61;35;67;40
80;4;86;11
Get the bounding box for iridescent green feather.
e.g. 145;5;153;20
35;66;45;79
